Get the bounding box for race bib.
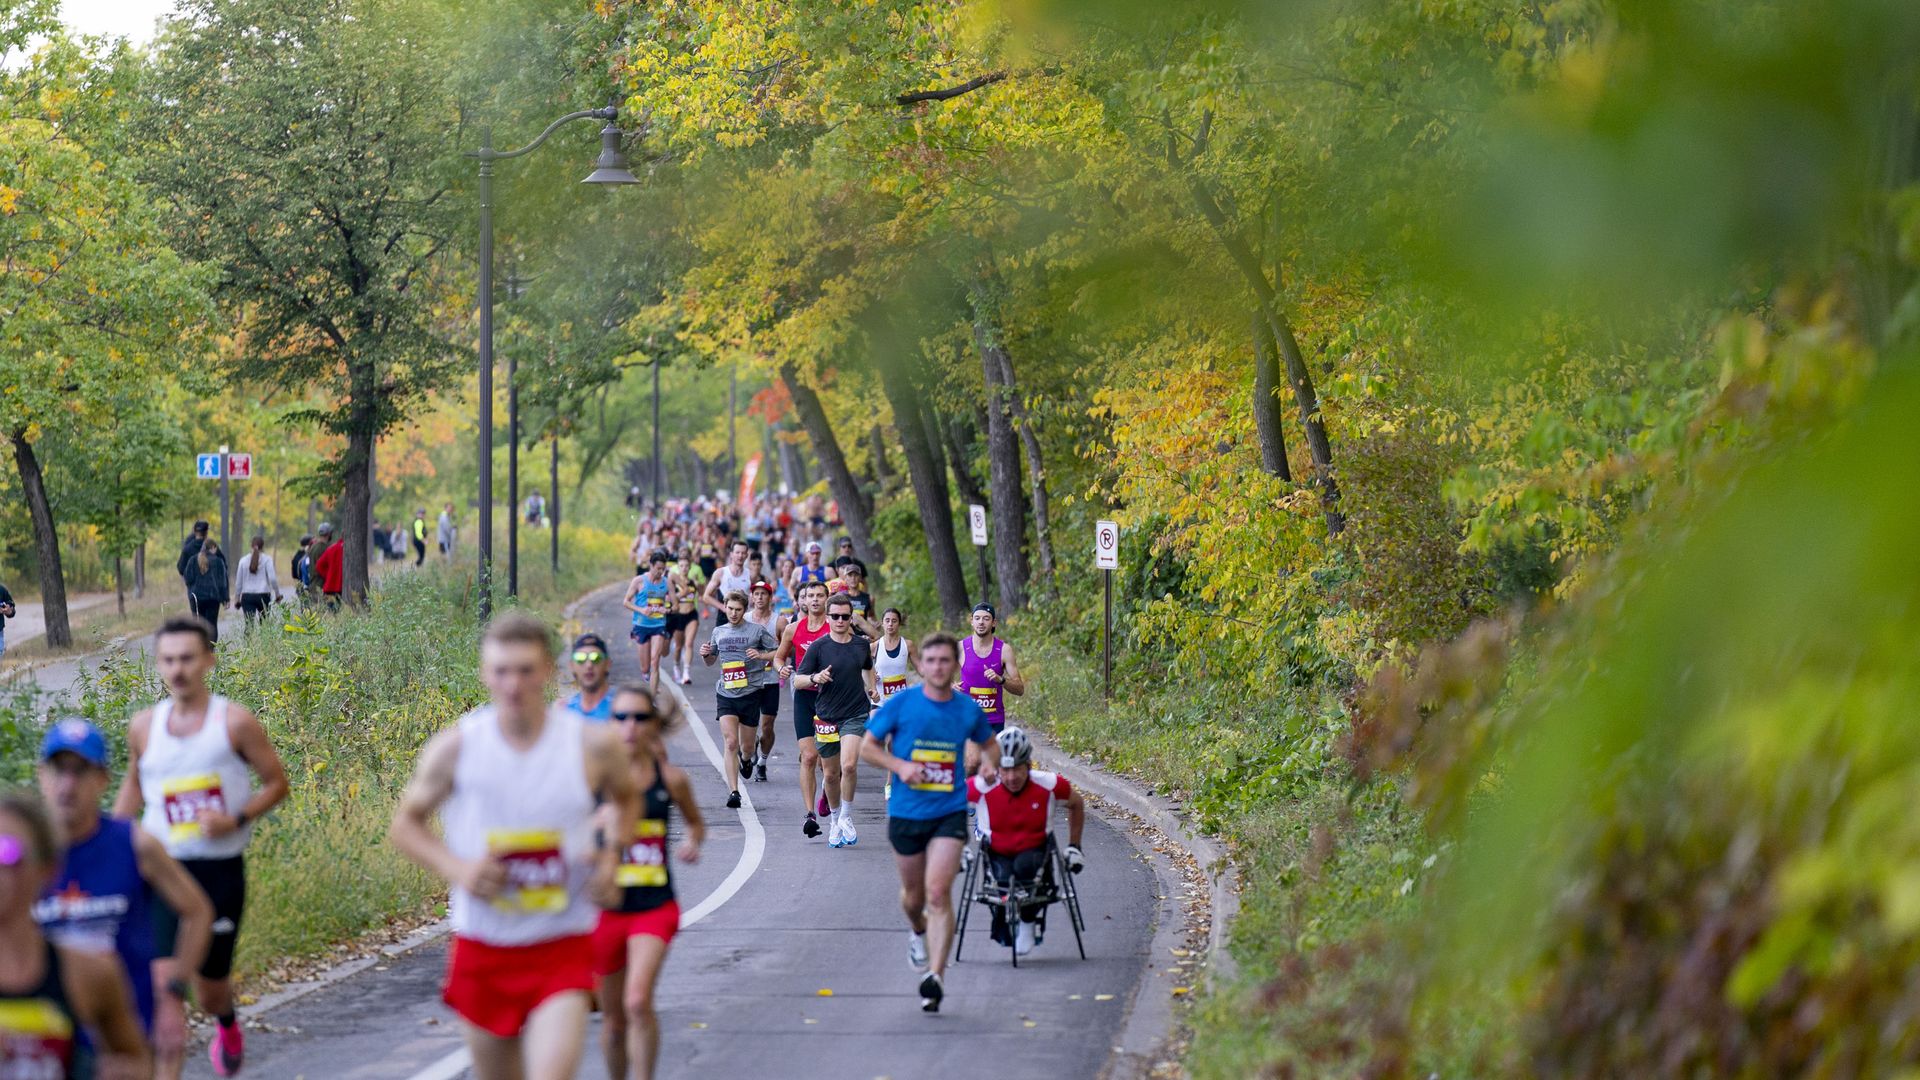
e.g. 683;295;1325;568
722;660;749;692
813;718;840;745
160;773;227;842
644;595;667;618
909;748;958;792
616;819;668;888
881;674;908;697
828;578;848;595
0;998;74;1076
969;684;1000;716
486;829;568;914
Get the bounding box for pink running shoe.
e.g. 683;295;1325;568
209;1021;244;1077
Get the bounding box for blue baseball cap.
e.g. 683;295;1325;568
39;718;109;769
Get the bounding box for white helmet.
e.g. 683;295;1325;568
995;726;1032;769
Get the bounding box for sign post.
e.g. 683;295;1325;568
218;444;231;557
969;503;991;603
1095;520;1119;700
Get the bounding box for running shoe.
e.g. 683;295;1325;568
755;760;768;783
919;972;944;1013
816;791;830;817
1015;919;1036;956
907;931;929;971
726;790;742;810
828;816;847;848
209;1021;244;1077
803;815;821;839
680;670;692;685
841;818;858;846
738;753;753;780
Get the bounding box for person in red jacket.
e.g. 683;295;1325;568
313;522;345;608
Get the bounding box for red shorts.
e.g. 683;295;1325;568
591;901;681;975
442;934;594;1038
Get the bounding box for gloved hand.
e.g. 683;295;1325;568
1065;844;1085;874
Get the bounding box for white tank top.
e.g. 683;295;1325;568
714;565;754;600
874;637;913;698
138;696;254;860
443;703;598;946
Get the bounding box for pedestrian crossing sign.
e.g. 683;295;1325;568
196;453;222;479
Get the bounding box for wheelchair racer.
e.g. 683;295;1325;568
965;727;1086;955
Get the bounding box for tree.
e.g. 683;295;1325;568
0;14;213;645
141;0;466;605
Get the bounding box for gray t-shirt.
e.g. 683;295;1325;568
710;620;779;697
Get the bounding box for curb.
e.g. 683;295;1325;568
1025;728;1241;1076
242;918;451;1020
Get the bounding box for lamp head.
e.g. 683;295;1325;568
582;122;639;186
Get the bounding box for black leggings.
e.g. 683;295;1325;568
989;847;1050;921
190;596;223;642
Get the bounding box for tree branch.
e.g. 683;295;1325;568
895;71;1008;106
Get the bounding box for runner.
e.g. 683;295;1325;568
113;615;290;1079
700;592;779;810
0;791;152;1079
622;552;674;692
771;557;797;623
35;719;212;1080
593;684;704;1080
388;613;638;1080
789;541;830;595
859;633;998;1012
958;603;1027;771
792;596;878;849
743;582;788;781
872;610;917;703
701;541;754;622
562;634;614;723
775;580;832;838
965;726;1087;956
841;563;879;638
666;554;702;687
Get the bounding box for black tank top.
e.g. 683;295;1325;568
613;769;675;913
0;940;77;1078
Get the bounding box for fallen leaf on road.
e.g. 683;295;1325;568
1172;987;1190;996
1095;994;1115;1001
689;1022;707;1029
1024;1021;1038;1028
817;988;833;996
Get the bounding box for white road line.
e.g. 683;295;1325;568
404;673;767;1080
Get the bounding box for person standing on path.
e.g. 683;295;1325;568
437;504;457;561
0;578;16;660
176;522;209;602
113;616;291;1078
860;632;997;1012
388;613;638;1080
793;595;878;849
313;524;344;610
35;719;214;1080
0;791;153;1080
412;510;429;567
232;537;277;630
183;541;230;644
593;684;704;1080
562;634;614;723
700;591;779;810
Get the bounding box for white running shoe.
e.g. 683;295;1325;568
1015;919;1036;956
828;816;847;848
907;931;929;971
841;817;857;846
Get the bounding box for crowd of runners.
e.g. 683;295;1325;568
1;491;1088;1080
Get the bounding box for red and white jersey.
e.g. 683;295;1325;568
967;771;1072;856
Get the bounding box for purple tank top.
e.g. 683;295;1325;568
959;636;1005;726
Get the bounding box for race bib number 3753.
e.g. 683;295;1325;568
722;660;749;692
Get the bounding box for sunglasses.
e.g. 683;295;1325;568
0;835;23;868
571;650;606;664
827;613;851;621
610;709;654;723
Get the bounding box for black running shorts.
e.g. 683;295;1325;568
153;855;247;980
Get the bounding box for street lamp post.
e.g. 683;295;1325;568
471;104;638;619
504;266;529;601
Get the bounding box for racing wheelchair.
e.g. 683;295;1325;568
953;832;1086;966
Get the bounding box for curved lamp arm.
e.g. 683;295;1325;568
471;105;619;162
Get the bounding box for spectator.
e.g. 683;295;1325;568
290;535;313;595
372;521;390;562
233;535;278;627
524;489;546;527
436;503;456;560
0;578;15;659
411;508;428;566
184;539;230;642
176;520;209;599
314;523;345;608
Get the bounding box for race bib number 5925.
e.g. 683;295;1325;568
909;748;957;792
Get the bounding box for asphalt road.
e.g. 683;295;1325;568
214;590;1161;1079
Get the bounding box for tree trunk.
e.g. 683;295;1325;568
968;288;1031;612
877;351;969;627
10;432;71;647
690;450;709;502
986;341;1056;594
341;424;373;605
115;556;125;617
1186;174;1343;533
133;543;145;599
868;425;896;496
942;410;994;600
780;363;881;566
1251;312;1293;481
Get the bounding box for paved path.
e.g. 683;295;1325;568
3;592;115;648
218;590;1161;1079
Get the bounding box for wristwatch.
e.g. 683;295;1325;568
234;810;251;829
165;976;189;1000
